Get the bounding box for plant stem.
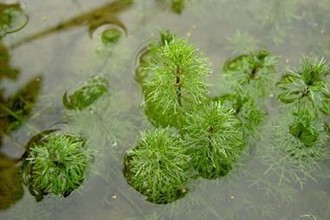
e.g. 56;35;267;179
175;65;182;107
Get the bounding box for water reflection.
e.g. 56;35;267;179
10;0;133;49
0;152;23;210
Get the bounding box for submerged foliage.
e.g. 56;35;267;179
215;91;266;138
21;132;89;201
223;49;278;98
124;128;191;204
63;75;108;110
277;57;330;115
101;28;122;45
183;101;244;179
0;76;42;134
0;3;28;38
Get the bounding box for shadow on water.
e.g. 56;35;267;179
9;0;134;49
0;4;41;210
0;152;23;210
0;3;42;149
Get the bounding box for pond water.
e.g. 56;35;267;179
0;0;330;219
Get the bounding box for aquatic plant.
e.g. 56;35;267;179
223;49;278;98
101;28;122;45
63;75;108;110
226;30;259;54
138;33;210;128
277;57;330;115
215;91;266;139
21;131;90;201
124;128;191;204
0;3;28;38
182;101;244;179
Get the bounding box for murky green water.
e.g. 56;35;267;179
1;0;330;219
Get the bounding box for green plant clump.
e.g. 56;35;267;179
183;101;244;179
124;128;191;204
223;49;278;98
21;132;89;201
101;28;122;45
140;35;210;128
215;91;266;138
63;75;108;110
0;3;28;37
277;57;330;115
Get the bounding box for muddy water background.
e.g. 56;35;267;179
0;0;330;219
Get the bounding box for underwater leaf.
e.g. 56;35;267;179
63;75;108;110
0;42;19;80
0;76;42;134
0;3;28;37
223;50;278;98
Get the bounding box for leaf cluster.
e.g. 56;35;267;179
183;101;244;178
63;75;108;111
21;132;89;201
223;49;278;98
277;57;330;115
139;34;210;128
124;128;191;204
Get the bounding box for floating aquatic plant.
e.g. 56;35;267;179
261;106;329;188
215;90;266;139
138;33;210;128
182;101;244;179
223;49;278;98
63;75;108;110
124;128;191;204
101;28;122;45
21;131;90;201
277;57;330;115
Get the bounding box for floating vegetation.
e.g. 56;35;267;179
101;28;122;45
21;131;90;201
138;33;210;128
215;91;266;139
223;49;278;98
226;30;259;54
63;75;108;111
124;128;191;204
183;101;244;179
277;57;330;115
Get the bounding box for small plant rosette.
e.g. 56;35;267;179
182;101;244;179
21;131;90;201
123;128;191;204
